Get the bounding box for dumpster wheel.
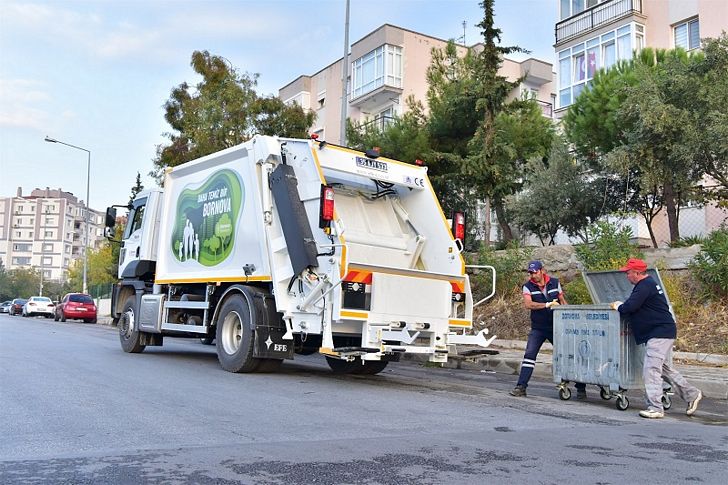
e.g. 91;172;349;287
558;386;572;400
599;387;612;400
616;394;629;411
661;393;672;410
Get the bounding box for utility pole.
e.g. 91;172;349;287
339;0;351;146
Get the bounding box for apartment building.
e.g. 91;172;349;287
279;24;556;145
553;0;728;246
0;187;105;281
555;0;727;113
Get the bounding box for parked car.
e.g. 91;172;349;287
9;298;27;315
22;296;55;318
0;301;11;313
55;293;97;323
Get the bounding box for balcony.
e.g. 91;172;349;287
355;115;396;134
537;100;553;118
556;0;642;45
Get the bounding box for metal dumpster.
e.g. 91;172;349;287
552;269;673;410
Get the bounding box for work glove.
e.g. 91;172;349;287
545;300;560;309
610;301;623;311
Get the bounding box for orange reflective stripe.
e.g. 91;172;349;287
344;270;372;284
450;281;465;293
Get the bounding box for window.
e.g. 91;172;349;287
558;23;642;109
124;198;146;239
42;256;53;265
351;44;402;99
617;25;631;60
13;243;31;252
674;18;700;50
16;231;21;238
12;257;31;265
43;270;52;279
560;0;588;20
43;243;53;252
44;231;53;237
45;217;53;224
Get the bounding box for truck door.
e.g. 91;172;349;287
118;197;146;278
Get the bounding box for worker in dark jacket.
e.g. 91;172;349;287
611;258;702;419
510;261;586;398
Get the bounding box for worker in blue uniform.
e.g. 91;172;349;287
510;261;587;398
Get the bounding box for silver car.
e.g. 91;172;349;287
0;301;11;313
22;296;56;318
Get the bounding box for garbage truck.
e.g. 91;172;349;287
105;135;495;374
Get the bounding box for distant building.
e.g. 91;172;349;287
555;0;728;113
0;187;105;281
552;0;728;246
279;24;556;146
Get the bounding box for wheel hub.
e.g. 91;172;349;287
222;311;243;355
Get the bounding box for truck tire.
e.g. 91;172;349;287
325;356;362;374
119;295;146;353
355;360;389;375
215;294;258;373
256;359;283;372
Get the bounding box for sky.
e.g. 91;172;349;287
0;0;557;211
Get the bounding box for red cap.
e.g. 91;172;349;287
619;258;647;272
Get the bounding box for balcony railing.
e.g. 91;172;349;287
356;115;396;133
537;100;553;118
556;0;642;45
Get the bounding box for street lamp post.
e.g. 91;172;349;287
44;136;91;294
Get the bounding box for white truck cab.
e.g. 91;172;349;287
118;189;163;279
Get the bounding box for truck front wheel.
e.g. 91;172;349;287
215;294;258;373
119;295;145;353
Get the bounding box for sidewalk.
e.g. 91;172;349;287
444;340;728;400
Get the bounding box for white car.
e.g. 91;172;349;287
23;296;56;318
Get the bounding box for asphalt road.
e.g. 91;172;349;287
1;313;726;484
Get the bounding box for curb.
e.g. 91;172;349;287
494;339;728;366
404;350;728;400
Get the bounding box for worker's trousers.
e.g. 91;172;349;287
643;338;700;412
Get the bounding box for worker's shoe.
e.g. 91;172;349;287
639;409;664;419
576;389;587;400
509;385;527;397
686;390;703;416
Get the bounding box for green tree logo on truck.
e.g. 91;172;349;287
171;169;243;266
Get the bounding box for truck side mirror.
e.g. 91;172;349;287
105;207;117;228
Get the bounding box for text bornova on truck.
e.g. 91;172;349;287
105;135;496;375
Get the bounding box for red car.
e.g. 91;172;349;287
55;293;97;323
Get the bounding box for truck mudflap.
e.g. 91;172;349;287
248;289;295;360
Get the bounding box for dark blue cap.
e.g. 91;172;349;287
527;261;543;272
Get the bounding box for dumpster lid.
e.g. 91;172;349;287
582;268;665;304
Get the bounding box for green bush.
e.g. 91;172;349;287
469;241;533;297
574;221;642;270
669;235;704;248
563;274;593;304
688;226;728;298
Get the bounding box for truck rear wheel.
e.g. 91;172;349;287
326;356;389;375
215;294;258;373
356;360;389;375
119;295;145;353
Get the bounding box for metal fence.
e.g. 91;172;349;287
88;284;113;300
